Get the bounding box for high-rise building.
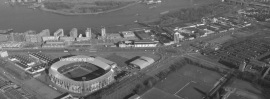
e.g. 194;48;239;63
174;32;181;43
70;28;78;38
86;28;91;39
25;30;38;43
9;33;25;42
38;29;50;42
54;29;64;37
101;27;106;38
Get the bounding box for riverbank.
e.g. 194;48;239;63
40;1;141;15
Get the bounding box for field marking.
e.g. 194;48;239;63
174;82;190;96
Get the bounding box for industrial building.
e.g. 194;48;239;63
129;56;154;69
48;55;115;95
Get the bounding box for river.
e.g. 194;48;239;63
0;0;217;34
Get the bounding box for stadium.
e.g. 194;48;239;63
48;55;115;94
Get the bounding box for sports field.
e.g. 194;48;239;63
64;67;91;78
141;65;222;99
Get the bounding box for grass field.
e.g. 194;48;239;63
64;67;91;78
175;82;212;99
141;65;222;99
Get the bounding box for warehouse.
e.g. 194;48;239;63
129;56;154;69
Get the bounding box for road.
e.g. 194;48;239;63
0;67;47;99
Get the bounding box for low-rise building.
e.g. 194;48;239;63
121;31;135;38
76;37;90;41
42;36;59;42
59;36;75;42
134;40;158;47
45;40;65;45
0;34;8;42
0;51;8;58
134;31;152;40
106;33;122;39
118;40;134;47
0;42;23;48
42;44;65;48
118;40;158;48
129;56;154;69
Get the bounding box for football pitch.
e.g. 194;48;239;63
141;65;222;99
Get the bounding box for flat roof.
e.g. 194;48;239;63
134;31;151;39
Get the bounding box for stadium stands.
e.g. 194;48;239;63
8;55;35;66
26;63;46;74
29;52;53;63
48;55;115;94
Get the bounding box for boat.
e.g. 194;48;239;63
160;11;169;15
0;29;13;34
134;20;138;23
149;6;156;9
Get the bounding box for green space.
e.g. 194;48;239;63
145;2;233;26
41;0;137;15
141;64;222;99
175;82;212;99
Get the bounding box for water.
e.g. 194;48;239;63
0;0;216;33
